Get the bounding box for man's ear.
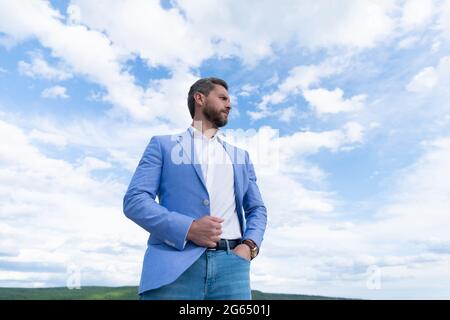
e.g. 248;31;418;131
194;92;205;106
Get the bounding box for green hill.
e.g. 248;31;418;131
0;287;349;300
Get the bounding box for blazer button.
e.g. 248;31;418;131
203;199;210;206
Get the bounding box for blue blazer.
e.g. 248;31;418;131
123;128;267;294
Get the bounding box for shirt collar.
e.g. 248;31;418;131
189;125;225;143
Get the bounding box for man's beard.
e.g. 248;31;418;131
202;104;228;128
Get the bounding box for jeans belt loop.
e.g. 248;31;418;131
225;239;230;254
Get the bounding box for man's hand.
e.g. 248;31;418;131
232;244;251;261
186;216;223;248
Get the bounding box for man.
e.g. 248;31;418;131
123;77;267;300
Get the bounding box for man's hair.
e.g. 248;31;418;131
187;77;228;119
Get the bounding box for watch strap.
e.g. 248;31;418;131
242;239;258;259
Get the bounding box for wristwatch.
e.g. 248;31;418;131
241;239;259;260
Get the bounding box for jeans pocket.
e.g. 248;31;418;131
230;251;251;263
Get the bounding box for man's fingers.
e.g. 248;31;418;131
207;220;222;229
208;216;224;223
208;241;217;248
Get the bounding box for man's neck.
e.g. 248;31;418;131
191;119;218;139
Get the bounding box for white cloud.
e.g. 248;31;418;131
0;119;122;208
87;90;105;102
406;66;438;92
41;86;69;99
377;137;450;230
22;114;178;173
266;59;344;106
401;0;434;29
175;0;396;65
18;52;72;80
343;122;365;143
0;0;150;120
397;35;420;49
76;156;112;175
224;125;360;172
29;129;67;147
437;0;450;41
249;57;347;121
407;56;450;93
260;175;335;228
263;73;279;87
238;83;258;97
303;88;366;115
0;118;147;287
69;0;214;68
277;122;364;157
329;222;355;231
0;0;63;44
252;135;450;298
277;106;296;123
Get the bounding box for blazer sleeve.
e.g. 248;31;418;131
123;136;194;251
242;151;267;248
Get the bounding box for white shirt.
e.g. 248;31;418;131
189;126;242;240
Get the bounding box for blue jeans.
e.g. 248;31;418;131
139;249;251;300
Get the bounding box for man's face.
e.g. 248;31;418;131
202;85;231;128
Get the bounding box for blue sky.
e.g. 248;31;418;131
1;0;450;299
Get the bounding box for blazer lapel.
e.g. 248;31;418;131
221;139;242;202
176;129;207;191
